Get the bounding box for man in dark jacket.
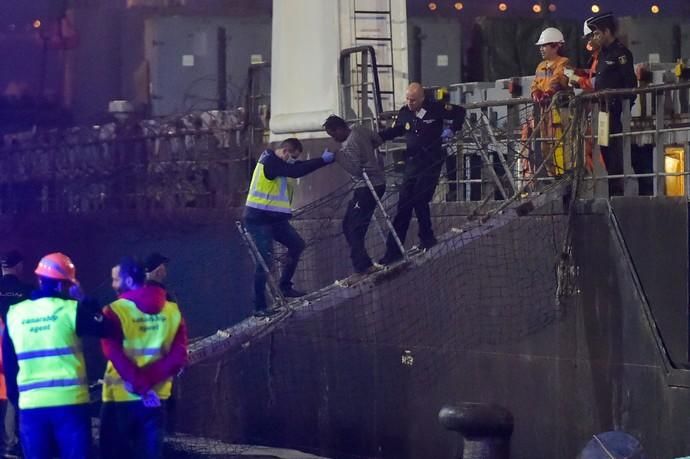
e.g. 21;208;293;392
244;138;335;314
378;83;466;264
0;250;32;321
0;250;30;457
324;115;386;281
586;12;637;196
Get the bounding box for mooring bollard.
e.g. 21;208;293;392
439;403;514;459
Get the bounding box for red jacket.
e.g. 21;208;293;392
101;285;188;395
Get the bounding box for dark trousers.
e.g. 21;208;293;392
384;155;444;258
4;400;18;453
20;404;91;459
0;400;16;454
100;401;166;459
600;110;624;196
0;400;6;452
343;185;386;273
245;219;305;310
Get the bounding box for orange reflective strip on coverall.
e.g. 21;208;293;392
576;51;605;172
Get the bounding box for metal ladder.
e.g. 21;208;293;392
352;0;396;113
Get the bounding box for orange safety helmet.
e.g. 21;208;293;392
34;252;77;284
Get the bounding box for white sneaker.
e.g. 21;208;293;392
335;274;362;287
335;264;383;287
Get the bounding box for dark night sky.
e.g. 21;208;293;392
406;0;690;17
0;0;688;104
1;0;689;27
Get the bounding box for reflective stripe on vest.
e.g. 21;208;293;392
18;377;87;392
126;348;162;357
102;299;182;403
17;346;80;360
6;297;88;409
245;151;294;214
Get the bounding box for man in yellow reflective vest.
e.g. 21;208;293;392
244;137;335;315
100;257;187;459
2;252;110;459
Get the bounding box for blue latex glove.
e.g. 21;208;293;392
441;128;454;140
142;391;162;408
322;149;335;163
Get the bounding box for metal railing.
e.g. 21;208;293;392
423;81;690;202
1;82;688;217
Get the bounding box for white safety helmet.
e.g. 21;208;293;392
535;27;565;46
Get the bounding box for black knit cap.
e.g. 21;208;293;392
144;252;169;273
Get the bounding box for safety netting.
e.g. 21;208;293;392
172;94;592;458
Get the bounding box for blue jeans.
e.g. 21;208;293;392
100;401;165;459
244;219;305;310
20;404;91;459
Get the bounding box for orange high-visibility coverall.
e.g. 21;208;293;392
530;56;570;176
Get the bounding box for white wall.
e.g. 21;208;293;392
270;0;408;140
270;0;341;138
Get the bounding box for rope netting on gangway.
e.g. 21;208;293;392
167;93;604;457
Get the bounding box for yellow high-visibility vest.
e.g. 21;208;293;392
245;151;295;214
102;299;181;402
6;297;88;409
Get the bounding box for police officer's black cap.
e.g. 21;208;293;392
1;250;23;269
144;252;169;273
586;12;615;31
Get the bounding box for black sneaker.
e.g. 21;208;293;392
2;446;21;459
416;238;438;251
254;308;280;318
281;287;306;298
378;252;403;266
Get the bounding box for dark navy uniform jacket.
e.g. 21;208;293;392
595;39;637;113
379;99;465;166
